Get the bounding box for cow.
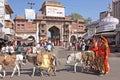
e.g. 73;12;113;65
81;50;96;72
0;54;24;78
66;50;96;73
24;49;57;77
66;51;83;72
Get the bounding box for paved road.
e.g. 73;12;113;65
1;46;120;80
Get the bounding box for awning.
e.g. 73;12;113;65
97;32;117;37
84;35;93;40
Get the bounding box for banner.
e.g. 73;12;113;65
46;6;65;17
25;9;35;20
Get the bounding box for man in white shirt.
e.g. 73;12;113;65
47;44;52;52
32;45;37;54
1;45;6;54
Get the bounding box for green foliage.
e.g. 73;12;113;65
69;13;92;25
85;17;92;25
69;13;83;20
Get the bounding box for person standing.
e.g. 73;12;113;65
32;45;37;54
1;44;6;54
81;40;86;51
5;43;10;54
9;43;15;55
89;36;98;53
97;35;110;75
46;41;53;52
17;43;23;54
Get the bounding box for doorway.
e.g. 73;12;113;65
48;26;60;46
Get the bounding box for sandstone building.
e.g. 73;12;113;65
14;1;86;45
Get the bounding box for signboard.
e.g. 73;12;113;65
46;6;65;17
0;0;4;26
0;8;4;14
25;9;35;20
0;0;4;6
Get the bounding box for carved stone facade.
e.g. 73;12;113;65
14;1;85;45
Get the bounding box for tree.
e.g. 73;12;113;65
69;13;83;21
85;17;92;25
69;13;92;25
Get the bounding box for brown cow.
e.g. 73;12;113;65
25;50;57;77
0;54;24;78
81;50;96;72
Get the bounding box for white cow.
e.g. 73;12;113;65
0;54;24;78
66;52;83;72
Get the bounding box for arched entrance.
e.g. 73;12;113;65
28;36;35;41
48;26;60;46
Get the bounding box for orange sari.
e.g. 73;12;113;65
89;38;98;52
97;36;110;74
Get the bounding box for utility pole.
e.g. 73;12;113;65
28;2;35;9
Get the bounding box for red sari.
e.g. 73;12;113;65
97;36;110;74
89;38;98;52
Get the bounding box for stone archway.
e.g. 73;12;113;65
48;26;60;46
28;35;35;41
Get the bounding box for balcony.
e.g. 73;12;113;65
5;14;13;22
2;28;15;35
5;14;14;28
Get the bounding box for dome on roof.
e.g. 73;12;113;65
99;13;119;26
112;0;119;2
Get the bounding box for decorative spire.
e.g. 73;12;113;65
107;3;112;12
107;3;111;16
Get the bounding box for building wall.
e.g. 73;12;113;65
14;1;86;44
15;20;37;33
112;0;120;20
112;0;120;47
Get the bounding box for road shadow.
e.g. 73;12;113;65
56;64;81;73
0;68;33;77
56;64;100;76
21;68;57;77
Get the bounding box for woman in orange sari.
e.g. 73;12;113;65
97;36;110;75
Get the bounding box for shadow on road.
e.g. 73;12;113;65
56;64;100;76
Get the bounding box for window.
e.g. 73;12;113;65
21;24;24;26
42;30;44;33
17;24;20;26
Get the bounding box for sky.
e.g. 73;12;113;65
8;0;112;21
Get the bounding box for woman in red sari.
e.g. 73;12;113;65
97;36;110;75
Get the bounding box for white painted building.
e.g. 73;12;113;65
96;10;119;45
0;0;14;40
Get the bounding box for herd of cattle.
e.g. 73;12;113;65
0;49;99;78
0;48;58;78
